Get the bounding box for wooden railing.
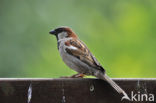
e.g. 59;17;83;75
0;78;156;103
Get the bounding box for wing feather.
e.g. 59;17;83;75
65;39;105;72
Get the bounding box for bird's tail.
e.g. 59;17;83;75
96;73;130;101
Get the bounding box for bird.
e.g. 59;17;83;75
49;26;130;101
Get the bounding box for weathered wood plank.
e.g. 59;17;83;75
0;78;156;103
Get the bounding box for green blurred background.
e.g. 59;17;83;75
0;0;156;78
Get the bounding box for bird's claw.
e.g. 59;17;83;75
60;73;85;78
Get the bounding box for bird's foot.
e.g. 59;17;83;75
60;73;85;78
71;73;85;78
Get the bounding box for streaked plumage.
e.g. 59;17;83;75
49;26;130;101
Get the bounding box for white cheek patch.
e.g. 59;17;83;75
68;45;78;50
58;32;67;40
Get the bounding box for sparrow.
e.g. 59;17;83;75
49;26;130;100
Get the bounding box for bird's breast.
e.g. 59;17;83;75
58;41;95;75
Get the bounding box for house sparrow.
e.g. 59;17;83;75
49;26;130;100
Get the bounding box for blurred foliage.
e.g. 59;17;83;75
0;0;156;78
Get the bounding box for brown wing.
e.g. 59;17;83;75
65;39;105;72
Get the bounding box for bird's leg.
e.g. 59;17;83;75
60;73;85;78
71;73;85;78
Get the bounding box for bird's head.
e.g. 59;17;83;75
49;27;77;40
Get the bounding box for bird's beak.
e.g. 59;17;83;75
49;30;56;35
